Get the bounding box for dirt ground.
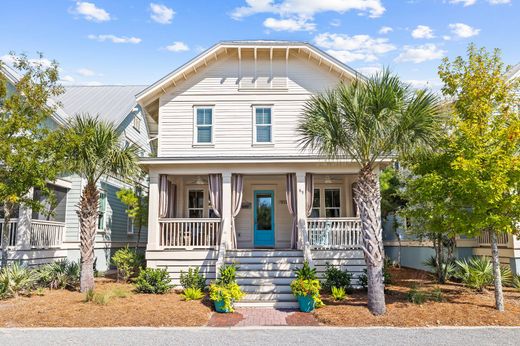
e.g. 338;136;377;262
0;278;212;327
315;267;520;327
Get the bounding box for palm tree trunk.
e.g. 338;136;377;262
354;165;386;315
78;182;99;292
490;230;505;312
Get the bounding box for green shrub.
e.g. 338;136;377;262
111;246;145;282
209;282;245;312
37;260;80;290
322;263;352;293
407;285;427;304
423;256;457;282
295;261;317;281
111;287;130;298
358;263;392;290
290;277;323;307
455;257;512;292
331;286;347;301
217;264;238;286
513;275;520;291
180;267;206;291
181;287;205;301
429;287;443;302
93;292;111;305
84;288;95;302
0;263;37;298
134;268;172;294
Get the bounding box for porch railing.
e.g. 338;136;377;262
0;219;18;247
30;220;65;249
159;218;221;249
307;217;362;249
477;231;509;247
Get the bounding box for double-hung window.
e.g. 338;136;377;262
195;107;213;144
311;189;321;217
254;107;272;144
98;190;107;231
188;189;205;218
309;188;342;218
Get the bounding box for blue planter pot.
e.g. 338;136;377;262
297;295;316;312
214;299;230;313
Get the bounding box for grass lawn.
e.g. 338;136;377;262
0;277;212;327
315;267;520;327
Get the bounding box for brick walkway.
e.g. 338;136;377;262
207;308;320;327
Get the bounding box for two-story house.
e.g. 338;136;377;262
137;41;377;307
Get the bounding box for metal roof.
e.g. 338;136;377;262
56;85;146;126
506;63;520;80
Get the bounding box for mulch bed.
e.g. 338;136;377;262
314;267;520;327
0;278;212;327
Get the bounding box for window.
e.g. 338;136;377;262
98;190;107;231
133;115;141;131
254;107;272;143
127;217;134;235
324;189;341;217
195;107;213;144
188;189;204;218
310;189;320;217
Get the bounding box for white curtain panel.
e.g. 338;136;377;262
168;182;177;218
231;174;244;249
286;173;298;249
159;175;169;218
208;174;223;218
305;173;314;217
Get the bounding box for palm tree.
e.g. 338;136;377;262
298;69;442;315
64;114;138;292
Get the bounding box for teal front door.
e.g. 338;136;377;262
254;190;275;248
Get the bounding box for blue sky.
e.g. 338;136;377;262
1;0;518;88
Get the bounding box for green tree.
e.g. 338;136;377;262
63;115;139;292
436;44;520;311
298;69;442;315
0;54;66;266
116;183;148;249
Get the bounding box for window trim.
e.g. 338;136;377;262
132;114;141;132
252;105;274;145
311;186;343;218
324;188;342;218
193;106;215;146
186;187;208;218
97;189;107;232
127;217;134;235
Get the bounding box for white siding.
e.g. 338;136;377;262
157;50;345;158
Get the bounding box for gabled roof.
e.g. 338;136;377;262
136;40;364;106
505;63;520;81
56;85;146;127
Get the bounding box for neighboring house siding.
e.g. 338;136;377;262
157;51;346;158
117;106;151;157
64;174;83;241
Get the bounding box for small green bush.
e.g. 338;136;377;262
322;263;352;293
295;261;317;281
429;287;443;302
181;287;205;301
93;292;111;305
512;275;520;291
455;257;512;292
111;246;145;282
290;277;323;307
111;287;130;298
134;268;173;294
0;263;37;298
84;288;95;302
217;264;238;286
331;286;347;301
37;260;80;290
407;285;427;304
209;282;245;312
180;267;206;291
358;263;392;290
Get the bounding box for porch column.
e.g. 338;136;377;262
295;172;307;250
147;171;160;251
221;172;232;248
16;188;33;250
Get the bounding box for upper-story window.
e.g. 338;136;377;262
133;114;141;132
194;107;213;144
253;106;272;144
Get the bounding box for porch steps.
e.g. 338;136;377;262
226;249;303;309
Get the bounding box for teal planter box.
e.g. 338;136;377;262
297;295;316;312
214;299;230;313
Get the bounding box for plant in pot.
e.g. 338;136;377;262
290;261;323;312
209;264;245;313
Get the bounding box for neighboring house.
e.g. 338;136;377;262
137;40;378;307
384;62;520;274
0;67;150;271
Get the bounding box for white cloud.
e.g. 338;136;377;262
448;0;477;6
378;26;393;34
443;35;452;41
85;81;103;86
231;0;386;20
411;25;435;39
487;0;511;4
150;3;175;24
356;65;382;76
60;75;75;83
77;68;95;77
448;23;480;38
405;79;442;89
263;17;315;32
329;19;341;27
165;41;189;52
0;54;53;68
72;1;111;22
88;34;142;44
395;44;446;63
314;32;396;63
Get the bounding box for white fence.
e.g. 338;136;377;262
307;218;362;249
159;218;221;249
0;219;18;247
30;220;65;249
